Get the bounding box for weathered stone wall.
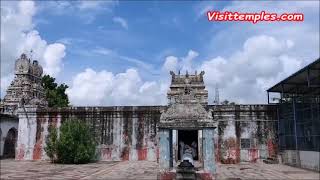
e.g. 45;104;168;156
15;105;278;163
211;105;278;163
16;106;163;161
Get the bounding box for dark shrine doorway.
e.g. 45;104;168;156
3;128;17;158
178;130;198;160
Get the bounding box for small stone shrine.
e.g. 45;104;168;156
158;71;217;179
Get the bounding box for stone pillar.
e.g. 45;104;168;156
16;106;37;160
203;128;215;174
159;128;170;170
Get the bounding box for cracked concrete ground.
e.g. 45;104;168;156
0;159;319;179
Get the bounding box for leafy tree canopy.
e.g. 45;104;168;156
45;119;97;164
221;99;237;105
42;75;69;107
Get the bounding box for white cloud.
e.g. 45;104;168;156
43;43;66;76
90;47;155;73
191;0;319;103
67;68;167;106
1;1;66;97
56;38;72;45
195;4;213;20
199;35;303;104
206;1;319;62
162;50;199;74
162;56;178;72
78;0;116;11
2;1;318;106
0;74;14;98
118;55;154;72
159;34;307;104
37;1;117;24
180;50;199;72
66;68;114;106
113;17;128;30
66;30;316;106
39;0;116;13
92;47;113;55
55;1;320;106
78;0;104;10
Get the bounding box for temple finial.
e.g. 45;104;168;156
30;49;33;60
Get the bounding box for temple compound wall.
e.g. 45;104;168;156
16;104;278;163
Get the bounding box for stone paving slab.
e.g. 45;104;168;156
216;162;320;180
1;159;319;179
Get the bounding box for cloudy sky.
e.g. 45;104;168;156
1;0;319;106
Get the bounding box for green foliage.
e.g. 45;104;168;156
42;75;69;107
45;119;97;164
45;127;58;163
221;99;237;105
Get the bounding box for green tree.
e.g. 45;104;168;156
45;127;58;163
221;100;237;105
57;119;97;164
45;119;97;164
42;75;69;107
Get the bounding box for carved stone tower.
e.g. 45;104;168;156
158;71;216;178
1;53;47;114
167;71;208;106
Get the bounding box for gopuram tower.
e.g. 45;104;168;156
1;53;47;114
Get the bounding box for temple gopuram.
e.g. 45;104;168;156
1;54;47;115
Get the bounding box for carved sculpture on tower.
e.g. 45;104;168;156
167;70;208;106
159;70;215;129
1;53;48;115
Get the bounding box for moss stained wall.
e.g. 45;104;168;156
34;106;162;161
210;105;278;163
16;105;278;163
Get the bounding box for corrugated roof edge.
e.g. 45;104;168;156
267;58;320;92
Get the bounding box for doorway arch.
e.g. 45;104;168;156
3;128;17;158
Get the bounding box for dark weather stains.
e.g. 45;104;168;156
136;111;144;150
101;148;112;160
122;111;132;146
21;105;277;162
138;148;147;160
208;105;278;164
100;112;105;144
235;110;241;164
217;120;228;162
267;139;277;158
249;148;259;162
106;113;113;145
121;146;130;161
33;114;45;160
16;144;25;160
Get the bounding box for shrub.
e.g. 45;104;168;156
45;119;97;164
45;127;58;163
